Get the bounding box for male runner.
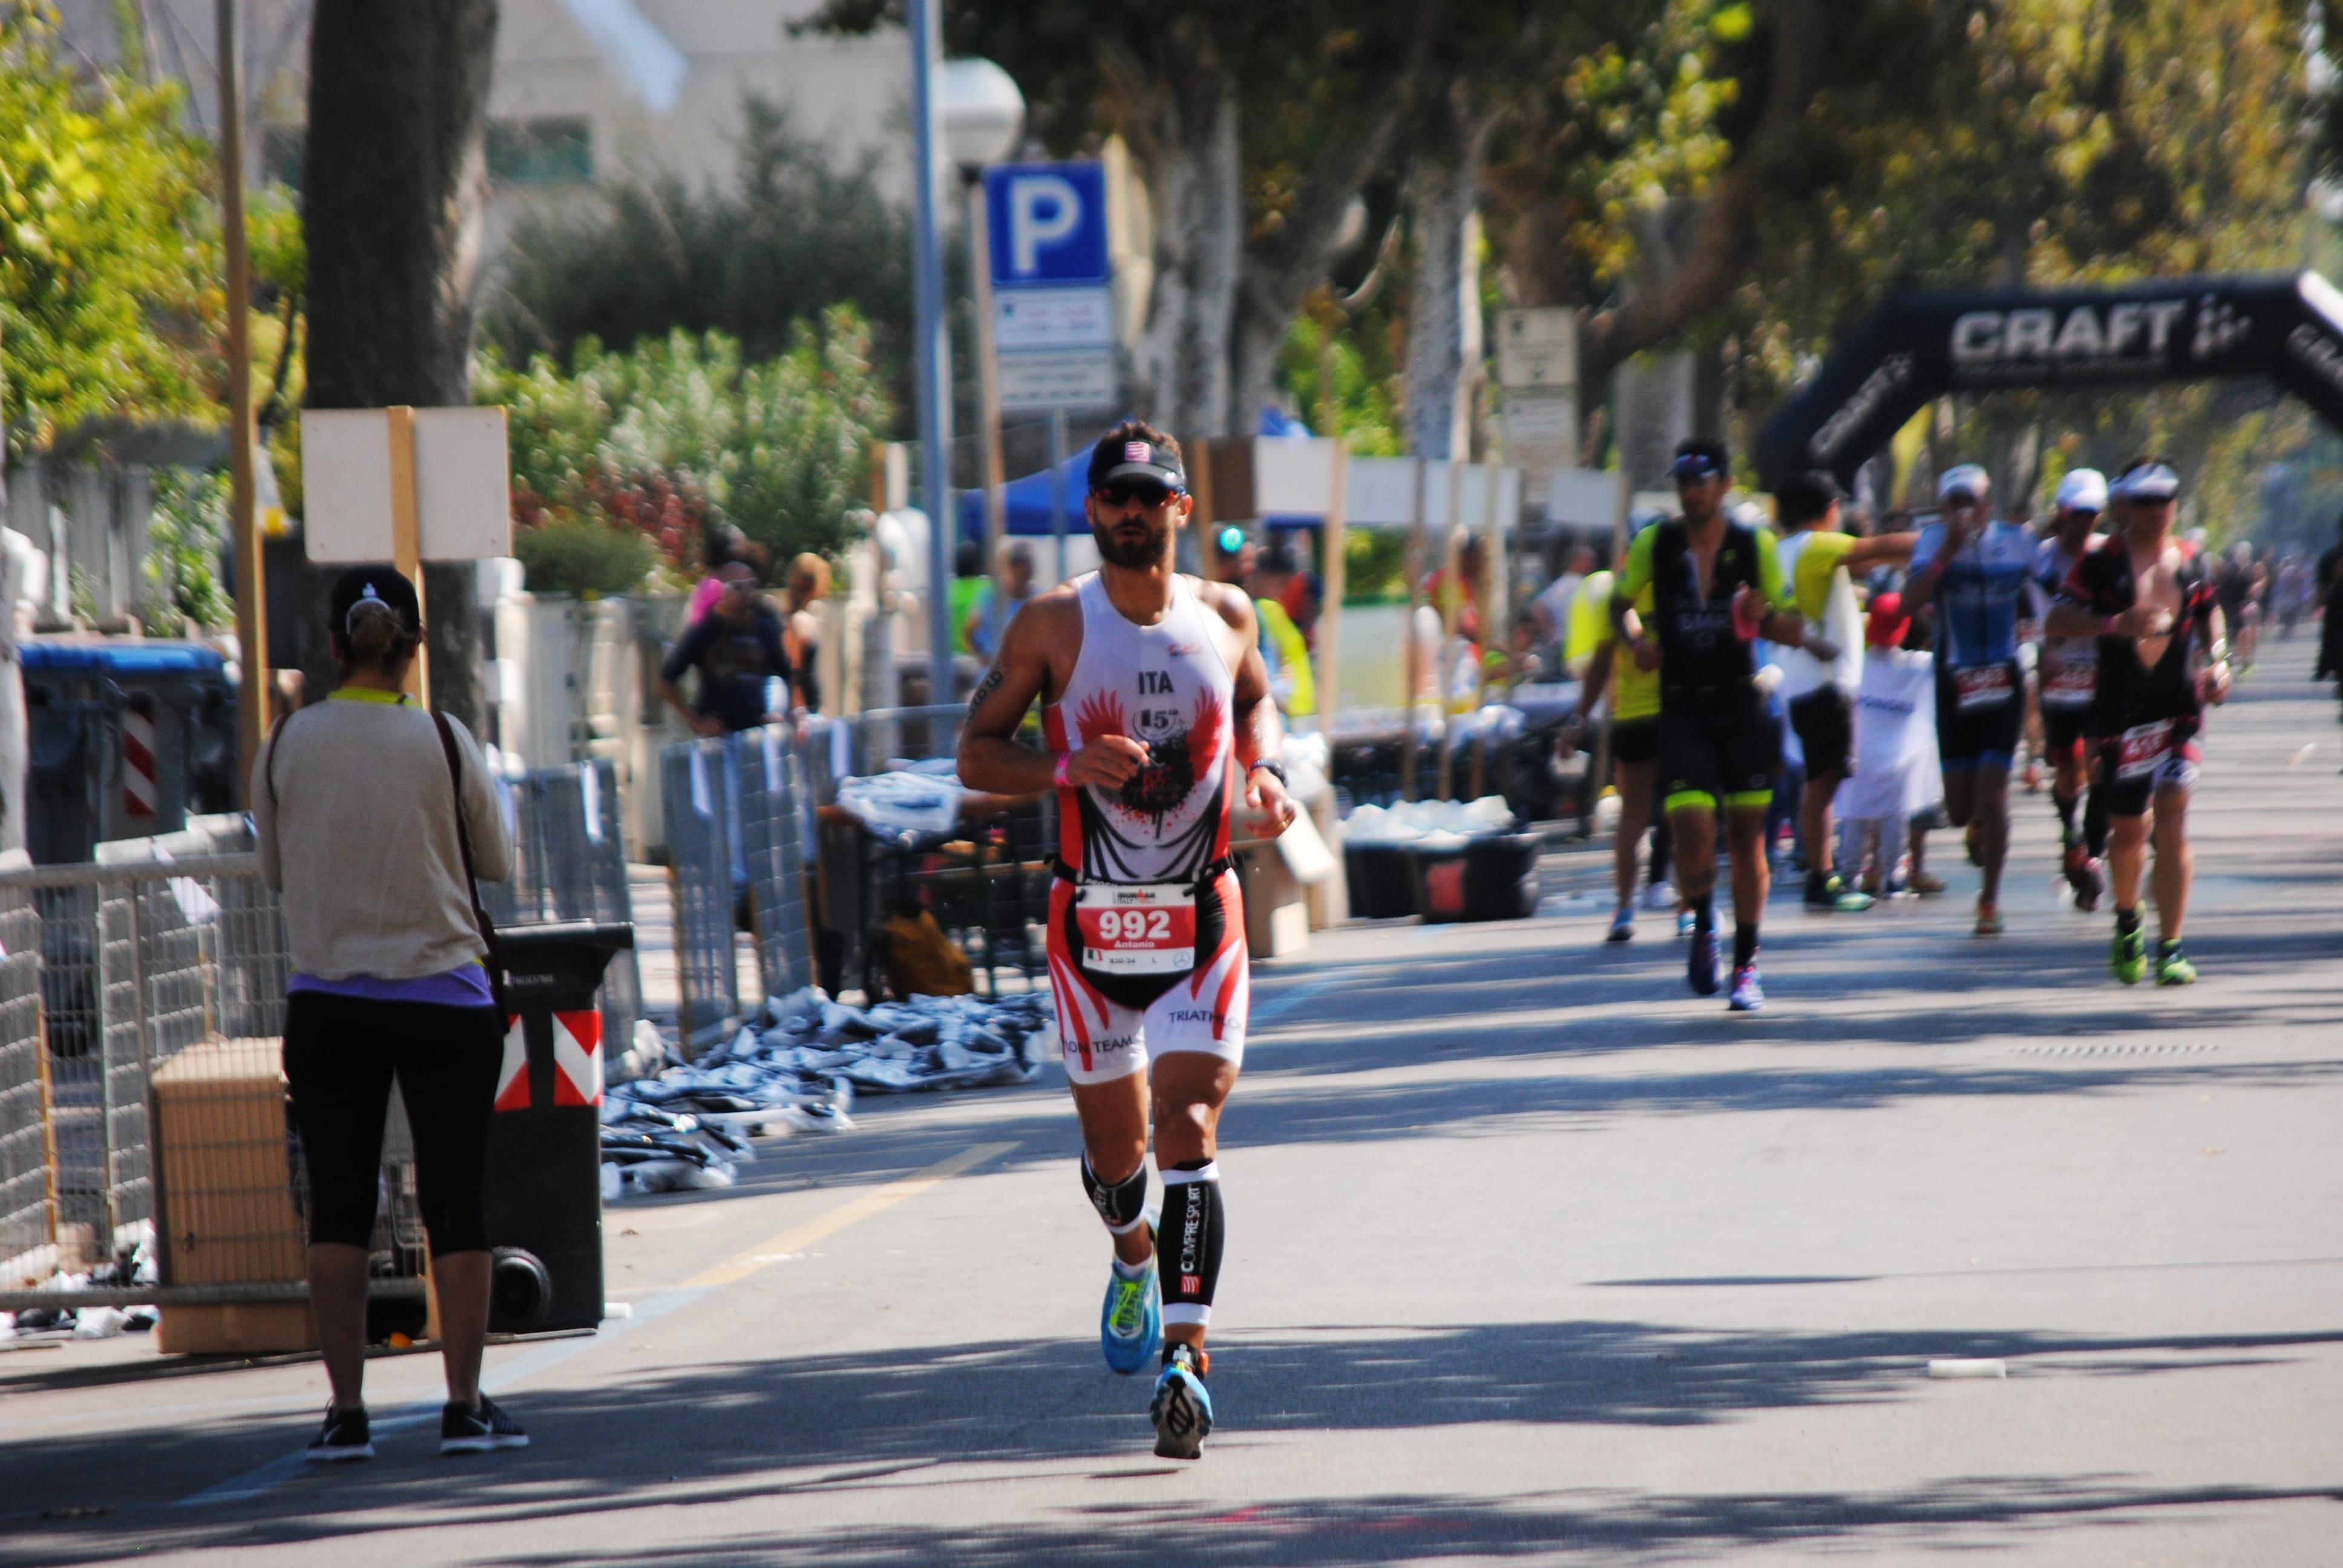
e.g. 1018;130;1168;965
2046;459;2229;985
957;421;1296;1460
1568;551;1674;941
1612;439;1813;1011
1771;470;1916;914
2033;469;2110;909
1901;465;2033;935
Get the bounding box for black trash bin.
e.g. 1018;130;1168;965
485;921;633;1333
1406;832;1544;924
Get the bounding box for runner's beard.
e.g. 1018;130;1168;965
1095;514;1172;570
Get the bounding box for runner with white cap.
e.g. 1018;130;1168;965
1901;464;2036;935
2034;468;2111;909
2046;457;2229;984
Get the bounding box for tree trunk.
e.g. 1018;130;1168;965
1129;83;1242;443
1396;100;1490;459
1229;91;1423;442
1576;0;1828;395
301;0;499;730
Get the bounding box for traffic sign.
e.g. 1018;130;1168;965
1497;308;1578;390
998;349;1117;413
994;287;1114;351
985;162;1109;288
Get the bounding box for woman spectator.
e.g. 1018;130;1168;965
784;552;831;714
254;566;525;1463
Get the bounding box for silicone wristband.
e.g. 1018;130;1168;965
1053;751;1072;789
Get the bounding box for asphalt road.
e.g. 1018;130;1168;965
5;640;2340;1566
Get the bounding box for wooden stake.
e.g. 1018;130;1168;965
1315;443;1348;734
219;0;269;785
385;405;430;707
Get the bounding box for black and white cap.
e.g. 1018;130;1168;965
329;566;422;638
1087;433;1186;491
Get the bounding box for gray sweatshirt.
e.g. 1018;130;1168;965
253;695;513;981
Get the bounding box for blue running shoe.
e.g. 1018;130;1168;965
1687;929;1719;995
1149;1343;1213;1459
1099;1256;1159;1375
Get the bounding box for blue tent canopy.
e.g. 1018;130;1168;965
953;450;1089;541
954;409;1326;542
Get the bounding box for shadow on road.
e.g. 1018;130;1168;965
9;1319;2338;1564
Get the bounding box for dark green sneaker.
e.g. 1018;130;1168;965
2155;941;2197;986
1804;874;1875;913
2111;922;2146;985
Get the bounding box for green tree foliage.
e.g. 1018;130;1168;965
476;306;891;595
483;102;911;392
0;4;220;447
143;466;235;635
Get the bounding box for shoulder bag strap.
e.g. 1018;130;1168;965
432;711;511;1018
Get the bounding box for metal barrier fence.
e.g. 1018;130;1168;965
660;736;745;1051
735;726;818;1004
482;759;643;1051
0;849;437;1309
661;725;828;1051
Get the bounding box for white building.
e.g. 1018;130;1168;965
54;1;911;232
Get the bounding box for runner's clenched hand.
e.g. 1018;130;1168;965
1245;765;1299;836
1066;734;1150;789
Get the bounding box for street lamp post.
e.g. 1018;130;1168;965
942;58;1026;658
905;0;955;700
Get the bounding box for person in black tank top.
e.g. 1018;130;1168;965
2046;459;2231;986
1613;439;1825;1013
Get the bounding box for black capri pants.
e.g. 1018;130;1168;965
282;991;503;1256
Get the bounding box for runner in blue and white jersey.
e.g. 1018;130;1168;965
1901;464;2035;935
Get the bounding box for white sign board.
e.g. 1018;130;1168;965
1544;468;1626;532
1344;457;1421;526
998;350;1118;413
994;287;1114;352
1496;308;1578;390
301;408;513;563
1250;437;1343;515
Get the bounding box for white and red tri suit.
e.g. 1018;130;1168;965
1041;572;1249;1085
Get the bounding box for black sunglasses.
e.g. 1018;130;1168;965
1096;480;1181;509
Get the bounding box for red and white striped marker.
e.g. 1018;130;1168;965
122;710;157;819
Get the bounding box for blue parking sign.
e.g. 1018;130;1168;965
985;162;1110;289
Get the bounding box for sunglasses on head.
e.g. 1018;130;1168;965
1670;456;1725;482
1098;480;1180;509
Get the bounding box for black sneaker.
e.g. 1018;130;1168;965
441;1394;529;1454
304;1403;374;1463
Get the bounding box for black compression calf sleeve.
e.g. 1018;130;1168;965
2053;790;2079;843
1648;813;1672;884
1692;892;1715;934
1081;1155;1150;1236
1733;921;1758;970
2083;785;2109;859
1159;1159;1224;1328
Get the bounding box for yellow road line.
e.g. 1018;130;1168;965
683;1141;1018;1289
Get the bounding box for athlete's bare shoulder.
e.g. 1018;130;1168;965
1188;575;1257;635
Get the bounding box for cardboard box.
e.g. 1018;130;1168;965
151;1037;306;1287
156;1299;316;1356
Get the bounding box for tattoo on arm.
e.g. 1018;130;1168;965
968;664;1006;717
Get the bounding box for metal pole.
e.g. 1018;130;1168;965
218;0;267;791
1049;407;1069;586
906;0;957;701
968;175;1009;656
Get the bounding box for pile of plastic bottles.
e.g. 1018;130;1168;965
601;987;1050;1198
